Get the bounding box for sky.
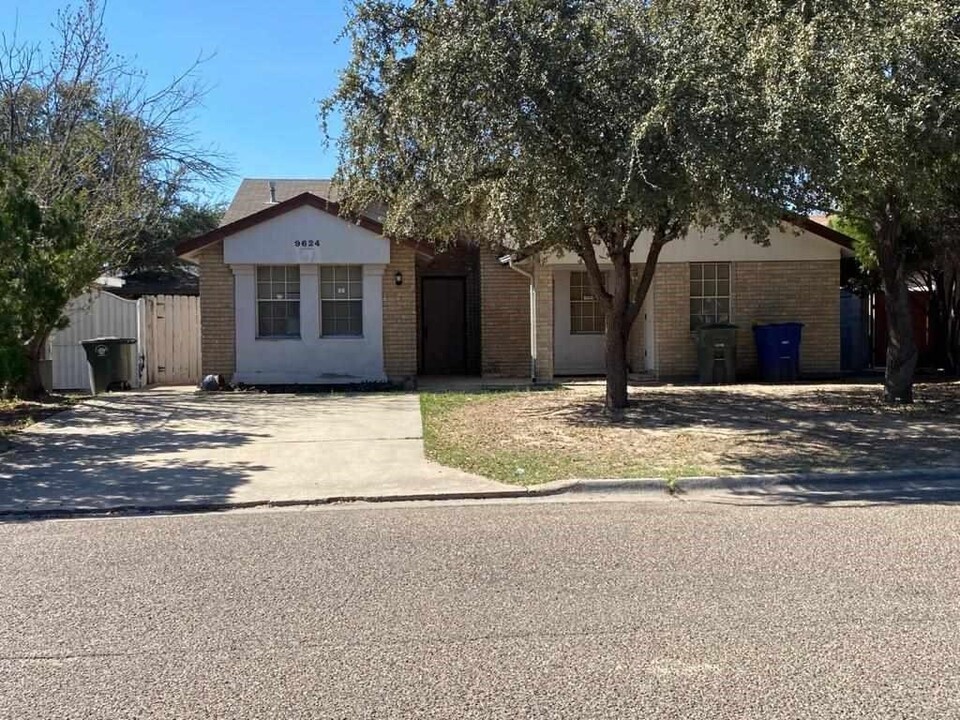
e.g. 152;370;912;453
5;0;354;204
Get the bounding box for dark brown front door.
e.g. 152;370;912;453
421;277;467;374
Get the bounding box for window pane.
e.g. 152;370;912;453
702;279;716;296
717;263;730;280
717;279;730;297
690;280;701;297
690;299;701;317
690;264;702;281
257;267;270;282
570;271;605;334
717;298;730;315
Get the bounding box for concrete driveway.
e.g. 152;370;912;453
0;388;507;514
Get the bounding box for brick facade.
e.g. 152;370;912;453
197;235;840;384
197;238;418;383
198;241;235;377
534;260;554;381
654;260;840;379
382;242;418;382
733;260;840;376
480;248;531;377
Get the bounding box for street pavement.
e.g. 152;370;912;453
2;493;960;718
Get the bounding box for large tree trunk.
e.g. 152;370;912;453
11;335;49;400
577;228;668;414
603;255;632;412
877;212;917;403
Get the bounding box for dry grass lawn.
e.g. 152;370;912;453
0;395;81;442
421;381;960;486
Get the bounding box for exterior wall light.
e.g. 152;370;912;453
395;271;403;286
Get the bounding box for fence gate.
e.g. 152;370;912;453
140;295;202;385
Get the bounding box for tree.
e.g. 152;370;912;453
324;0;798;411
771;1;960;402
0;0;224;397
0;155;95;397
123;201;224;274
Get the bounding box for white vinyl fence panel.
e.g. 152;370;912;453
49;289;201;392
49;290;140;392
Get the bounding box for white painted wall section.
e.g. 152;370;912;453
546;224;844;265
223;205;390;265
225;208;390;384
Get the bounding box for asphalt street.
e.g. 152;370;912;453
2;493;959;718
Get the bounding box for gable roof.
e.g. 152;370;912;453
220;179;344;225
176;179;426;259
180;177;853;260
787;213;854;250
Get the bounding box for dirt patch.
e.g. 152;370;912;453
0;396;81;440
422;381;960;485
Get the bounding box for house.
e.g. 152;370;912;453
175;178;854;386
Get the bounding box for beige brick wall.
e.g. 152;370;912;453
534;260;554;381
480;248;531;377
653;263;698;377
383;242;418;381
734;261;840;375
654;260;841;378
197;241;235;377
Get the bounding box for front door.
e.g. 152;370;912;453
421;277;467;374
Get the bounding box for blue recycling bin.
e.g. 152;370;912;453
753;322;804;381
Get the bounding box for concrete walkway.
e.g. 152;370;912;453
0;387;510;515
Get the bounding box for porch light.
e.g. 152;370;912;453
394;271;403;286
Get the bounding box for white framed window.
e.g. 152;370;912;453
690;262;731;330
320;265;363;336
570;271;606;334
257;265;301;338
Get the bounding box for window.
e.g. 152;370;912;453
257;266;300;338
570;271;606;334
320;265;363;336
690;262;731;330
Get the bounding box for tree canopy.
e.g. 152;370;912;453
0;0;224;397
770;0;960;399
324;0;803;409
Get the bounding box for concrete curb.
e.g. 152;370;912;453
570;466;960;494
0;479;580;521
3;468;959;521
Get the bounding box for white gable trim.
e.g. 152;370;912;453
223;204;390;266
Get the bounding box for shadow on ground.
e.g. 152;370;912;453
0;392;270;517
544;382;960;475
720;476;960;507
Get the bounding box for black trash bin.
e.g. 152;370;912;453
80;337;137;394
753;322;804;381
694;323;738;384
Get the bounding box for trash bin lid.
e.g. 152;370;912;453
79;337;137;345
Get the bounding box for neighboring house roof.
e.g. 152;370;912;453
176;179;424;259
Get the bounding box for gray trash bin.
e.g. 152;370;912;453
694;324;738;384
80;337;136;394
